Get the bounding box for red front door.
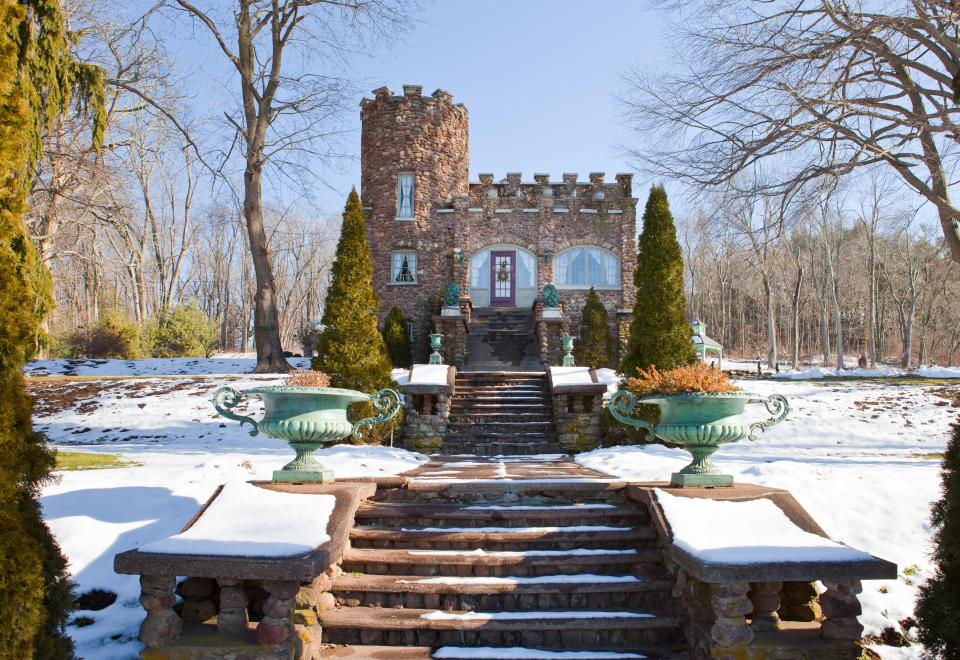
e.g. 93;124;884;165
490;251;516;306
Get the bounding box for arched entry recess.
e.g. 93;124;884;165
468;245;537;308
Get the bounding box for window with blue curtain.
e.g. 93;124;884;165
554;246;620;289
391;251;417;283
396;172;414;218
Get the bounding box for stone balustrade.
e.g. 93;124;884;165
627;484;898;660
398;365;456;454
115;482;374;659
547;367;607;453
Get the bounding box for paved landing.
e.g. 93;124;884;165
402;455;617;482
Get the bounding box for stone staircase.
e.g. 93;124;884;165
464;308;541;372
442;372;561;456
321;458;685;659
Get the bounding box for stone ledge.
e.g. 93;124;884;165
626;483;898;584
115;482;373;582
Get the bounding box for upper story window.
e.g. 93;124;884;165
396;172;415;219
391;251;417;284
554;246;620;289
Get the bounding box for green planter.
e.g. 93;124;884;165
607;390;789;487
212;385;401;483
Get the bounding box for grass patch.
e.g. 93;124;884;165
55;451;140;471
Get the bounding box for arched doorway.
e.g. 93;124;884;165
468;245;537;308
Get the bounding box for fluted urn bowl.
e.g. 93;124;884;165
212;385;401;483
607;391;790;487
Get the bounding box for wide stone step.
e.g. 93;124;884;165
439;443;564;458
331;573;673;611
372;480;626;504
320;607;683;648
448;414;554;425
348;525;655;550
355;502;645;528
448;421;555;432
451;402;550;409
341;547;664;577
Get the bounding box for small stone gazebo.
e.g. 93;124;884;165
692;320;722;367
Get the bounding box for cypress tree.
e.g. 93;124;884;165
574;287;613;369
314;189;397;440
621;185;697;376
915;422;960;657
0;0;104;655
382;306;412;368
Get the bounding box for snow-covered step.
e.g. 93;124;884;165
348;525;655;550
320;607;682;648
341;546;664;577
354;502;645;528
331;572;673;610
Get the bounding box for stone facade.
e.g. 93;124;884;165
360;85;637;364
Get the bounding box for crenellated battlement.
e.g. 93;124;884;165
359;84;467;115
466;172;634;207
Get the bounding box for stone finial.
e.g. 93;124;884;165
589;172;605;185
372;86;393;99
562;173;578;186
432;89;453;102
479;173;494;185
506;172;522;195
359;97;373;109
403;84;423;98
533;173;550;185
615;173;633;196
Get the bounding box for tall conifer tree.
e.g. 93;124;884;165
0;0;104;655
574;287;613;369
916;422;960;656
621;185;696;376
314;189;396;437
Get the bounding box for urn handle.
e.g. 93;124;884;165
352;388;402;439
212;386;259;436
607;390;656;439
747;394;790;441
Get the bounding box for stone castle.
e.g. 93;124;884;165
360;84;637;366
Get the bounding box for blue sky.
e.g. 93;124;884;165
150;0;671;218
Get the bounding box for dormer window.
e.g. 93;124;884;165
396;172;415;219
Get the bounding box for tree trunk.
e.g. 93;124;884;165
763;277;777;367
244;164;290;373
791;266;802;370
867;237;877;368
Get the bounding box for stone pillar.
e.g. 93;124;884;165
177;577;217;624
139;575;181;647
255;580;299;646
709;582;754;648
820;580;864;641
748;581;782;631
217;578;249;635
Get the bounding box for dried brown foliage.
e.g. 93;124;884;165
285;370;331;388
626;362;740;396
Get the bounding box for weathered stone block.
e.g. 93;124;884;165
139;610;182;647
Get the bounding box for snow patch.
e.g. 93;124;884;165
400;525;631;533
655;488;874;564
422;610;656;621
433;648;646;659
141;482;334;557
399;574;641;585
409;363;451;385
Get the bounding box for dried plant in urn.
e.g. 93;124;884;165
285;369;331;388
608;362;789;488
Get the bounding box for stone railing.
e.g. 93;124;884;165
398;364;456;454
628;485;898;660
547;367;607;453
115;482;375;658
534;300;568;366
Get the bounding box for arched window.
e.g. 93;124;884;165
554;246;620;289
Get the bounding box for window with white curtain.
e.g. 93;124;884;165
470;248;536;290
391;251;417;284
554;246;620;289
396;172;414;219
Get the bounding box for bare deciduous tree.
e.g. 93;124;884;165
624;0;960;263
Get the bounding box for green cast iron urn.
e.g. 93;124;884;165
212;385;401;483
607;390;790;487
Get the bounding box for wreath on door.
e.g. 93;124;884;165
496;261;510;283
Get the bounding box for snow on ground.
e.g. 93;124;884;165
31;365;425;659
654;488;874;563
26;357;958;658
26;353;313;377
578;376;959;657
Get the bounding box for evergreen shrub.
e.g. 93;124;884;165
382;306;412;368
573;287;613;369
144;302;219;358
916;421;960;657
314;190;400;442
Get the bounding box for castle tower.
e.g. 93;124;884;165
360;85;469;346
